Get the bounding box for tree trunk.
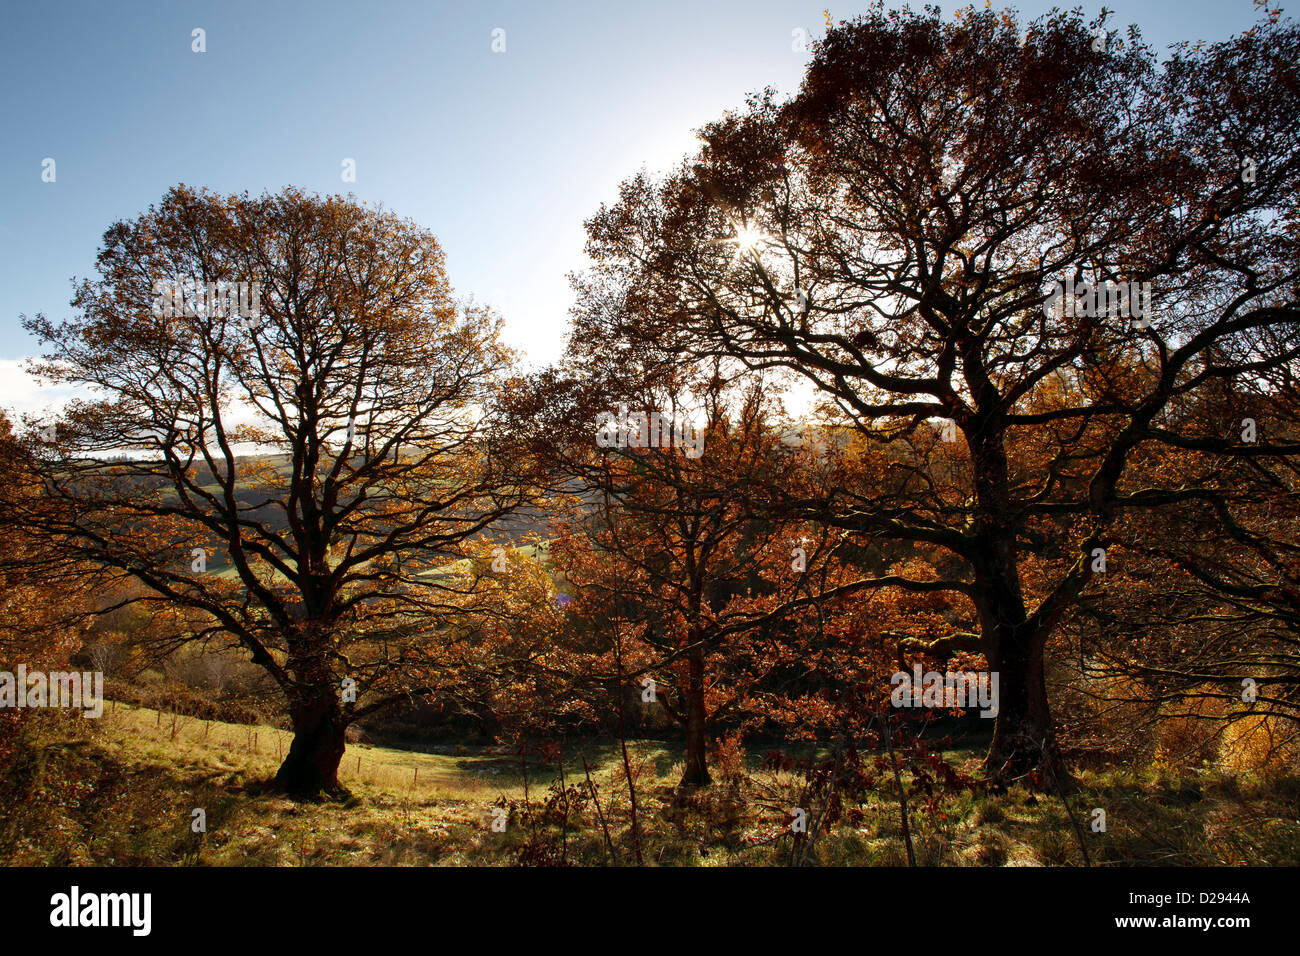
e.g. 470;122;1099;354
971;530;1064;789
984;626;1062;788
275;687;349;800
678;649;712;788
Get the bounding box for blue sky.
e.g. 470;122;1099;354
0;0;1271;417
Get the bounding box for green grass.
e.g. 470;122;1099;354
2;702;1297;866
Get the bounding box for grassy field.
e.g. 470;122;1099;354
2;701;1297;866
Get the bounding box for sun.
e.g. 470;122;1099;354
721;221;769;260
733;223;765;250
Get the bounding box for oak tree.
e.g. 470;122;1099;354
20;186;528;798
573;7;1300;783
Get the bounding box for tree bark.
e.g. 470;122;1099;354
678;648;712;788
984;625;1061;787
275;685;349;800
971;525;1064;788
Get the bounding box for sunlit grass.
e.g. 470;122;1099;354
3;702;1296;866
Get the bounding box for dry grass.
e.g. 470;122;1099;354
2;701;1296;866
